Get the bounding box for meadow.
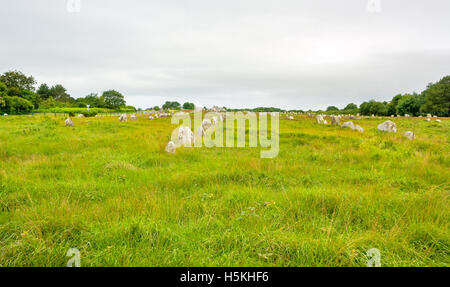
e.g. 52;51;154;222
0;114;448;266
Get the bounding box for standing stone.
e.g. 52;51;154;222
403;131;415;140
427;114;432;118
178;126;194;147
165;141;176;153
65;118;74;126
354;125;364;132
197;126;206;137
202;119;212;131
377;120;397;133
119;114;128;122
331;116;340;125
316;115;324;124
341;121;355;130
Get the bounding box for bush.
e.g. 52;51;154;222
1;96;34;114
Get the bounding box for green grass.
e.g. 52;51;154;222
0;114;449;266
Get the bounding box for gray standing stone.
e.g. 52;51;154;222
403;131;415;140
377;120;397;133
165;141;176;153
341;121;355;130
65;118;74;126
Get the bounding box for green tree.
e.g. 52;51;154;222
343;103;358;110
102;90;126;109
153;106;160;111
49;84;74;103
0;70;36;91
396;93;425;116
0;96;34;114
387;94;405;116
326;106;339;111
21;89;41;108
182;102;195;110
0;82;7;109
76;93;105;108
360;100;388;116
37;83;51;100
162;101;181;110
420;75;450;117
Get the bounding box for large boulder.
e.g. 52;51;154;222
165;141;176;153
130;114;137;121
3;113;8;116
77;114;85;118
403;131;415;140
65;118;74;127
377;120;397;133
178;126;194;147
341;121;355;130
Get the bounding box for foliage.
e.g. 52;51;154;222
0;95;34;114
102;90;126;109
0;70;36;91
162;101;181;110
182;102;195;110
420;75;450;117
396;93;425;116
360;100;388;116
326;106;339;111
343;103;358;110
75;93;106;108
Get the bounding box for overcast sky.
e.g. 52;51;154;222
1;0;449;110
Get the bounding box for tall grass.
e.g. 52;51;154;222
0;114;448;266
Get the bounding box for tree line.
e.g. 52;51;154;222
0;70;132;114
1;70;448;116
325;75;449;117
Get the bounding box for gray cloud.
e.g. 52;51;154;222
1;0;449;109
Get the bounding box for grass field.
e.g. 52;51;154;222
0;114;449;266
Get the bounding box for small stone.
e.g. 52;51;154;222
403;131;415;140
65;118;74;126
165;141;176;153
